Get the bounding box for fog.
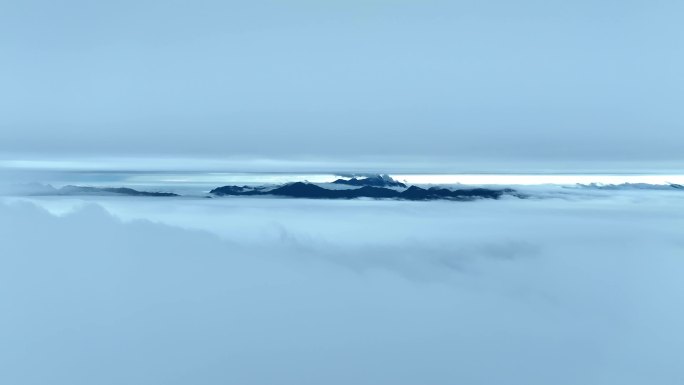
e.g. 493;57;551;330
3;1;683;382
1;193;683;385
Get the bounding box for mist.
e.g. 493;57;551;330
2;193;683;385
3;0;684;383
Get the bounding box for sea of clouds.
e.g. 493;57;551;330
1;192;684;385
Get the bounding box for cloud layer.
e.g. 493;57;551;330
1;194;684;384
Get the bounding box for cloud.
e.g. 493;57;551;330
1;195;684;385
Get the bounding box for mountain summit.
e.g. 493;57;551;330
331;174;407;188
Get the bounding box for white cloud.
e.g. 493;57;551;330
1;195;684;384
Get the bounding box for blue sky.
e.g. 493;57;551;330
1;0;682;167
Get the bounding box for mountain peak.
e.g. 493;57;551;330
331;174;406;188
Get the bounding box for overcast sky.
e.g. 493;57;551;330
1;0;683;167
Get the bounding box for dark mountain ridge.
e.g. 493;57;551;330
332;174;407;188
20;184;179;197
575;183;684;191
211;182;513;201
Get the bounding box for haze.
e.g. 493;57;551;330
1;0;683;167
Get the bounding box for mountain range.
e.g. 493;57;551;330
12;184;179;197
210;176;515;201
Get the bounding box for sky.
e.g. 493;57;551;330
1;0;683;169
